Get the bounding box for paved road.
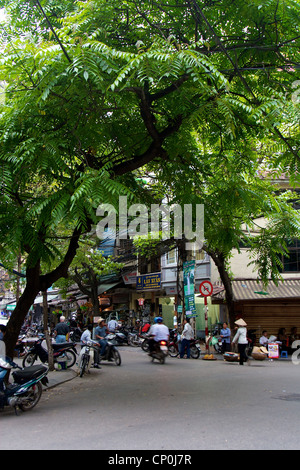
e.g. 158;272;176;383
1;347;300;450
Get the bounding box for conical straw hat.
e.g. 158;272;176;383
234;318;247;327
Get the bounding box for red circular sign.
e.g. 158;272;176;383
199;281;213;297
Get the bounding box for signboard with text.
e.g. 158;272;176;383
183;260;197;317
136;273;161;291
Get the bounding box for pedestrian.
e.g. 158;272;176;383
180;318;194;359
108;316;119;333
232;318;249;365
54;316;70;343
220;322;231;353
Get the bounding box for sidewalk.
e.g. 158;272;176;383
44;367;78;390
13;357;79;390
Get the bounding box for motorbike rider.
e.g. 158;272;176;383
80;324;101;368
148;317;169;355
94;318;108;359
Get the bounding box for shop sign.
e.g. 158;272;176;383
136;273;161;291
122;272;137;284
268;343;279;359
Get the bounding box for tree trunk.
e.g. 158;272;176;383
4;264;40;359
42;291;54;370
204;247;235;329
4;225;83;360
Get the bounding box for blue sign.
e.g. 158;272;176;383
136;273;161;291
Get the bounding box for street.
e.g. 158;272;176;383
1;346;300;451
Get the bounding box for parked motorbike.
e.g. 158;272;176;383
149;340;168;364
211;327;223;354
128;331;149;347
78;340;99;377
108;330;128;346
22;338;77;370
168;334;201;359
0;357;48;414
69;326;82;343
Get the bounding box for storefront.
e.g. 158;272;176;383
212;279;300;338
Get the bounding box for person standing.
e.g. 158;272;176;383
232;319;249;365
54;316;70;343
180;318;194;359
220;322;231;353
108;317;119;333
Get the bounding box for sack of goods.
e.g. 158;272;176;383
251;346;268;361
223;352;239;362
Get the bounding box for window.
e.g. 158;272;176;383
279;239;300;273
166;249;177;265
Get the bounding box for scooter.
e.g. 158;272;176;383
168;335;201;359
22;338;77;370
101;335;122;365
78;340;98;377
128;331;149;347
69;326;82;343
149;340;168;364
0;357;48;414
141;334;150;352
108;330;128;346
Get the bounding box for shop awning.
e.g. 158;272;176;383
33;294;60;305
97;282;122;295
211;279;300;302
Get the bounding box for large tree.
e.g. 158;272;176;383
1;0;300;356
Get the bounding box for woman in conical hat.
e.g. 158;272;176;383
234;318;247;327
232;319;248;365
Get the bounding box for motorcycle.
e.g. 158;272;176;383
78;340;99;377
79;334;122;377
211;327;223;354
101;334;122;365
108;330;128;346
22;338;77;370
168;334;201;359
149;340;169;364
0;357;48;414
128;331;149;348
69;326;82;343
141;334;150;352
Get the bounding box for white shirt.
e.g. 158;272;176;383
108;319;118;332
80;329;92;345
182;323;194;340
259;335;269;346
233;327;248;344
149;323;169;341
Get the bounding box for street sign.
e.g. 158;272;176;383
199;280;213;297
199;280;213;354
